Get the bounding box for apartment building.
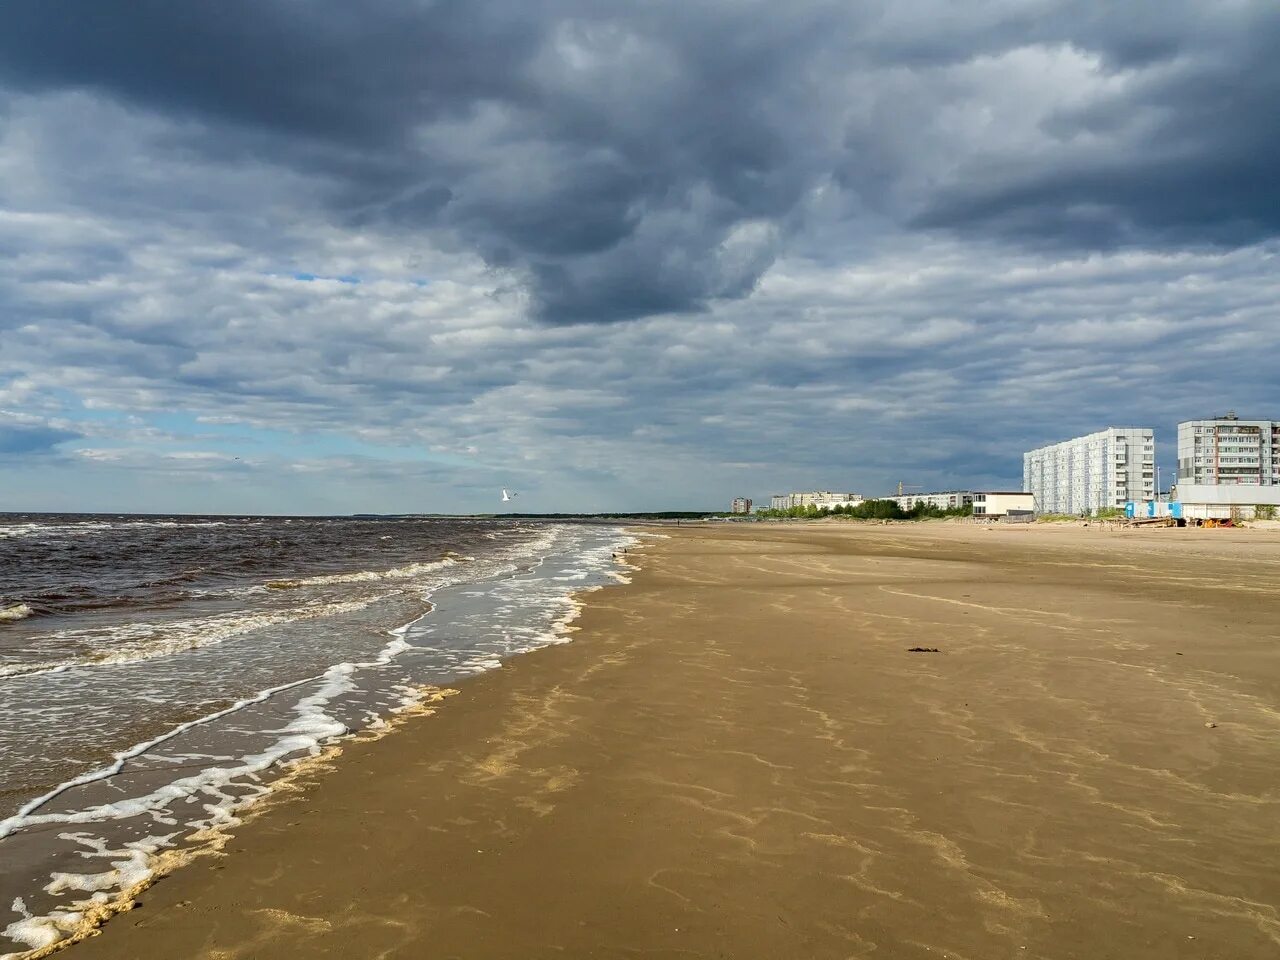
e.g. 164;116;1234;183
1176;413;1280;487
769;491;862;510
892;491;974;511
730;497;753;514
1023;427;1155;515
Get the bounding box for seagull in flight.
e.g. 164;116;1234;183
502;489;518;502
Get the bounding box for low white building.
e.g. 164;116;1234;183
1173;484;1280;520
972;491;1035;518
893;491;974;512
770;491;862;511
810;492;863;511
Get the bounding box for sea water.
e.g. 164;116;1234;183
0;514;635;956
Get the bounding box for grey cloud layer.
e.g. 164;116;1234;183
3;2;1278;511
4;1;1278;323
4;204;1276;506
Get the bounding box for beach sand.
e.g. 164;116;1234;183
70;522;1280;959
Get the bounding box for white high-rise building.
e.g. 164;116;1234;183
1176;414;1280;487
1024;427;1155;515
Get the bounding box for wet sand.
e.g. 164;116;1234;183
70;522;1280;959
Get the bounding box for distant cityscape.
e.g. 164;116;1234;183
734;413;1280;522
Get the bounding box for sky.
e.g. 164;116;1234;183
1;1;1278;515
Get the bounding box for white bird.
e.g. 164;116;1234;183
502;489;518;502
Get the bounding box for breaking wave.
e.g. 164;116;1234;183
0;603;33;623
264;555;468;589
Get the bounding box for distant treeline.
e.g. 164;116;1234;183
757;499;972;520
498;511;722;520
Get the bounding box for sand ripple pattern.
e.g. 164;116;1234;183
13;524;1280;960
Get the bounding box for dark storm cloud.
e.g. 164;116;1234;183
7;1;1275;323
0;0;832;321
0;1;538;142
915;11;1280;247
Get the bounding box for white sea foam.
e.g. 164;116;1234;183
2;835;173;955
0;659;76;681
0;652;418;957
0;626;417;842
0;519;239;543
1;596;393;680
0;524;41;540
265;556;465;589
0;524;636;957
4;896;66;953
0;604;32;623
117;521;231;529
0;522;115;541
0;674;320;841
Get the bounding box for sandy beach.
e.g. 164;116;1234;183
65;521;1280;959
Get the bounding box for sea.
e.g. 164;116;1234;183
0;513;637;956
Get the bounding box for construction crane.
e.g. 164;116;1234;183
897;481;923;497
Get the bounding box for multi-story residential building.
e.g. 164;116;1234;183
892;491;974;512
730;497;753;514
1177;413;1280;487
1023;427;1155;515
798;491;861;510
769;491;861;511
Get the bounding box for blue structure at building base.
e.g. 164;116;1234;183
1125;500;1183;519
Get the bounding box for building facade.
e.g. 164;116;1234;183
731;497;753;514
1176;414;1280;487
769;491;861;511
892;491;974;512
806;491;861;510
1024;427;1155;515
972;491;1036;517
1172;484;1280;520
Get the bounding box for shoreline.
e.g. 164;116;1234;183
4;686;462;960
1;524;640;959
29;523;1280;959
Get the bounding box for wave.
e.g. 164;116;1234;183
112;520;232;528
0;603;33;623
0;596;399;681
264;554;469;589
0;519;243;542
2;552;493;681
0;523;637;956
0;634;439;955
10;577;209;617
0;523;116;541
1;527;630;822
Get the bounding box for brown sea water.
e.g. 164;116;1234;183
0;513;634;956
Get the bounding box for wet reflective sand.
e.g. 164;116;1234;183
67;523;1280;960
